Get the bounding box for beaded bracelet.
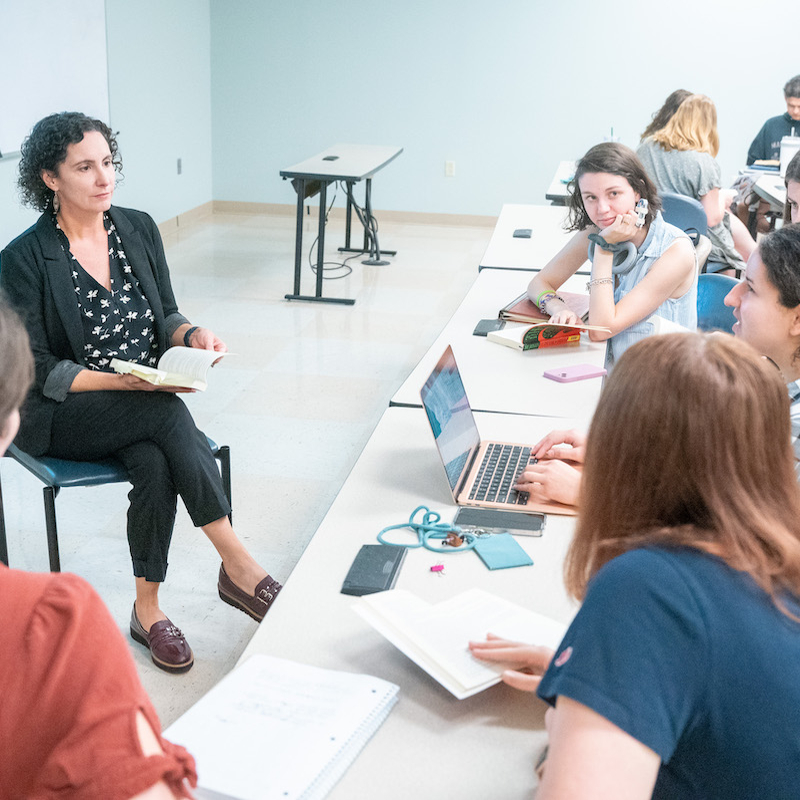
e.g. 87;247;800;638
536;290;566;314
586;277;614;290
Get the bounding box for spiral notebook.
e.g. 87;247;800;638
164;654;399;800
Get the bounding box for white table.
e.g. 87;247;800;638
479;203;590;274
390;268;606;421
545;160;576;205
753;172;786;212
238;407;579;800
281;144;403;304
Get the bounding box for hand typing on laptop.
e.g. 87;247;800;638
514;429;586;508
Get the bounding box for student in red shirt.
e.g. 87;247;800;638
0;301;197;799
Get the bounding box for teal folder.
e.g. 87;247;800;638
473;533;533;570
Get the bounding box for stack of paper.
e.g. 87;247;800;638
164;654;398;800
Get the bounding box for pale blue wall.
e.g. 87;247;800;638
209;0;800;216
1;0;798;249
105;0;212;220
0;0;212;247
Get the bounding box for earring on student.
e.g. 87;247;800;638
52;191;60;213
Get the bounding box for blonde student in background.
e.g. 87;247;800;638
527;142;696;369
472;332;800;799
637;93;757;276
1;112;281;674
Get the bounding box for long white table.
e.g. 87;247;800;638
238;407;579;800
479;203;590;274
390;268;606;421
753;172;786;211
544;160;575;205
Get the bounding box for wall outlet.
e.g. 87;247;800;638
445;160;456;178
177;157;182;175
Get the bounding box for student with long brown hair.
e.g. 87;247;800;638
472;332;800;798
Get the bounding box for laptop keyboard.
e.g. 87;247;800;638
468;443;531;505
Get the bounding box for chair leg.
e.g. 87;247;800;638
43;486;61;572
215;445;232;524
0;473;8;567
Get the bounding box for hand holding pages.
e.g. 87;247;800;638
110;347;230;390
354;588;567;699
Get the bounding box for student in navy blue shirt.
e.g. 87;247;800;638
471;332;800;799
747;74;800;164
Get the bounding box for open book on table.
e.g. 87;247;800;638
110;347;229;391
354;587;568;700
163;654;399;800
499;291;590;324
488;321;610;351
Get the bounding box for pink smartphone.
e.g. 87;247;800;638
543;364;607;383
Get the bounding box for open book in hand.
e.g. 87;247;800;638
354;587;568;699
487;321;610;351
110;347;229;391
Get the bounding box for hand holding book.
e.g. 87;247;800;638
111;347;231;391
468;633;555;692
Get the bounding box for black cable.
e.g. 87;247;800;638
307;186;354;279
343;182;382;260
306;180;386;279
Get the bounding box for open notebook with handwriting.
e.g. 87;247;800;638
164;654;398;800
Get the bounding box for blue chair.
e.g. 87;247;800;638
0;438;231;571
660;191;724;273
661;192;707;243
696;273;738;333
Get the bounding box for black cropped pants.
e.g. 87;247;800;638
48;391;231;582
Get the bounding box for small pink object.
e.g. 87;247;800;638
430;563;445;573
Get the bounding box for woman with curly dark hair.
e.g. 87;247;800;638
0;112;281;674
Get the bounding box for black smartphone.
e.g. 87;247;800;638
453;507;545;537
473;318;506;337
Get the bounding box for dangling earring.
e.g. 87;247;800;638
52;191;60;214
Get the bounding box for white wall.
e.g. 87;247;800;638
209;0;800;216
105;0;212;221
1;0;798;250
0;0;212;247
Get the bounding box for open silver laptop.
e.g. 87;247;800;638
419;345;574;516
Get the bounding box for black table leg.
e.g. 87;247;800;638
286;179;355;305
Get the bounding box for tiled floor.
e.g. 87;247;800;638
0;208;493;726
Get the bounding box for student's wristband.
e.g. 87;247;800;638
183;326;199;347
586;277;614;290
536;290;565;314
587;233;624;253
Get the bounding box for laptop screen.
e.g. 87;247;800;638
419;346;481;498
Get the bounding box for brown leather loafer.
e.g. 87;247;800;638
130;604;194;673
218;564;281;623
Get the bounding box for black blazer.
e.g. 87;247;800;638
0;206;183;456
